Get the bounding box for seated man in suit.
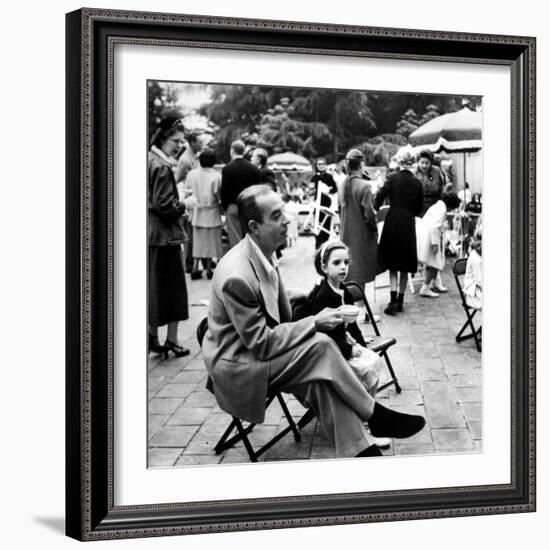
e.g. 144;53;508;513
202;184;425;458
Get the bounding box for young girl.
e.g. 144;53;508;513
308;241;390;447
464;228;482;310
309;240;383;391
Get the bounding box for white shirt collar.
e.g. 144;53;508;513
151;145;173;164
246;234;278;274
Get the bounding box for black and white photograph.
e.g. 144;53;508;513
147;80;484;467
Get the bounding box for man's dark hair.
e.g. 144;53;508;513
347;157;362;171
231;140;246;156
199;148;216;168
253;148;268;168
187;132;201;145
236;184;273;234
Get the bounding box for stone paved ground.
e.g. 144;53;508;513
148;235;482;467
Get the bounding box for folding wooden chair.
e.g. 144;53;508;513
452;258;482;352
291;285;401;394
312;181;338;241
197;318;314;462
344;281;402;394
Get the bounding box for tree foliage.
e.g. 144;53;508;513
147;81;184;144
154;81;483;165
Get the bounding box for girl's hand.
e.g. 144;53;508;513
431;243;439;255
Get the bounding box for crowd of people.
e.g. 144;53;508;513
147;116;483;456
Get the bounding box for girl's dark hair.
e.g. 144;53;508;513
441;192;461;210
151;117;185;147
313;241;350;277
199;148;216;168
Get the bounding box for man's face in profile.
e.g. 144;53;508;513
254;191;289;252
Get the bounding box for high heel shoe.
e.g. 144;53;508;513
164;340;190;357
148;334;168;359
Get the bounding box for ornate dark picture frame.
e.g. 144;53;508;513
65;8;536;541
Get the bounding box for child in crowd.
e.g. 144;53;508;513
282;193;299;247
308;241;390;447
464;228;482;310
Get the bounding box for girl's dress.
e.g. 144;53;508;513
464;248;482;310
308;279;382;395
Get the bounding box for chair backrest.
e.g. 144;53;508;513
196;317;214;394
453;257;468;277
196;317;209;346
452;258;470;307
343;281;381;337
291;296;314;321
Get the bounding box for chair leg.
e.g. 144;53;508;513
213;418;238;454
377;351;401;394
277;393;301;441
234;418;258;462
214;418;256;454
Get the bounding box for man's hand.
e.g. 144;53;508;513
314;307;344;331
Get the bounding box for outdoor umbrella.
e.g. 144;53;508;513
267;152;313;173
409;107;482;148
409;107;483;194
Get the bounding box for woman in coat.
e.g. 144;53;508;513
185;148;223;280
374;146;424;315
417;192;461;297
148;117;190;358
415;149;447;216
338;149;379;289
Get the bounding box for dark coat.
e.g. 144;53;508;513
339;175;380;285
148;150;187;246
415;165;446;216
220;157;261;210
308;279;367;360
374;169;423;273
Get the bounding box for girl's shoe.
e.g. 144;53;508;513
148;334;168;359
164;340;190;357
419;285;439;298
191;270;202;280
206;269;214;280
430;282;448;293
372;436;391;448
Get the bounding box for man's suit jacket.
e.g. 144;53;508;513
202;235;316;423
220;157;261;210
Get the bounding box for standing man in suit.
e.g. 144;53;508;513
220;140;261;249
202;184;426;458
